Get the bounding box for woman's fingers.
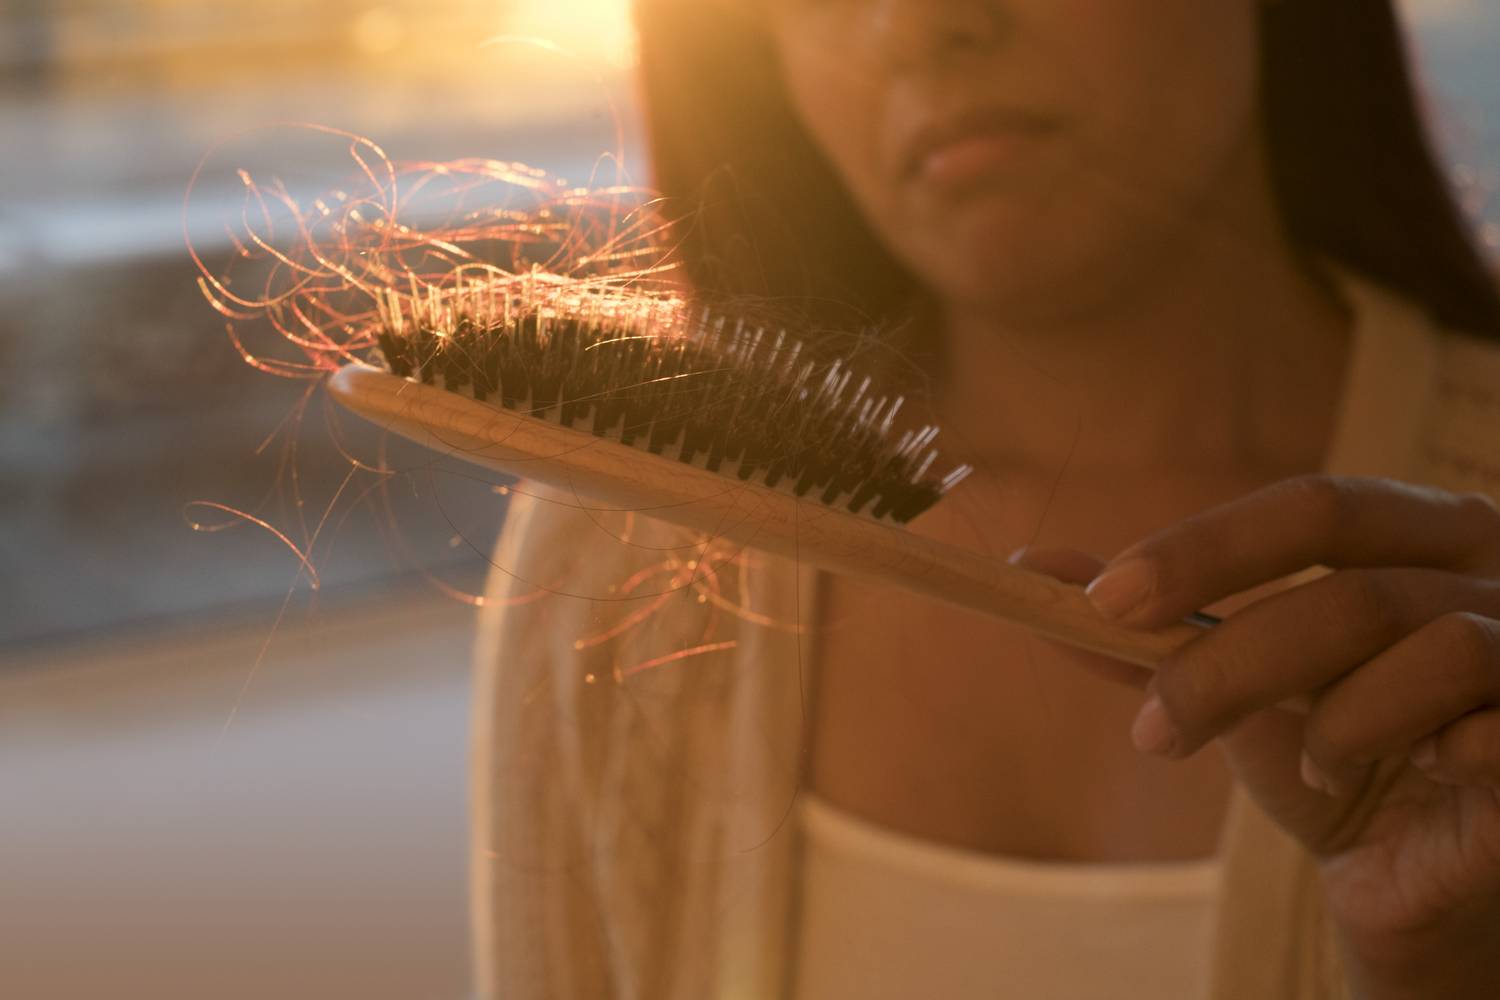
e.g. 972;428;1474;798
1302;612;1500;791
1085;476;1500;629
1412;708;1500;787
1140;569;1500;758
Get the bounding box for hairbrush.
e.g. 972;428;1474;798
326;279;1217;670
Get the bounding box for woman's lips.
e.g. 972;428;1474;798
918;130;1049;187
901;112;1061;192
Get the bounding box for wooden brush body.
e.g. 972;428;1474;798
329;364;1206;667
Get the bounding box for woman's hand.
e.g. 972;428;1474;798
1022;475;1500;998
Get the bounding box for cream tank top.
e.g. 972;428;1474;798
791;795;1221;999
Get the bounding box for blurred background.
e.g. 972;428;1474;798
0;1;1495;997
1;2;639;998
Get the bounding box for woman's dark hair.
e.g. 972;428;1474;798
634;0;1500;340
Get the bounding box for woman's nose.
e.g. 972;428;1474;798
867;0;1010;71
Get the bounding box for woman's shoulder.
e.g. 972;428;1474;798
1420;321;1500;498
477;480;807;681
1434;324;1500;396
1331;267;1500;497
484;482;699;605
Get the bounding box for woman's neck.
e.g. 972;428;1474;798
935;232;1353;483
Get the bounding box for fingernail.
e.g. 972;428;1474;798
1086;559;1154;619
1130;694;1178;756
1300;751;1335;796
1410;737;1438;771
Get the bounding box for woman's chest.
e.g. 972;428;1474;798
806;471;1260;862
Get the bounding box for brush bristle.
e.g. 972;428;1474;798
371;286;971;524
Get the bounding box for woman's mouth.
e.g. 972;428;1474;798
901;109;1062;191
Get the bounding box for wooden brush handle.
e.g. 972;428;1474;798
329;365;1206;668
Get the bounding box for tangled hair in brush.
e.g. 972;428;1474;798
635;0;1500;342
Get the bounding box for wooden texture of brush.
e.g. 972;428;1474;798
329;364;1208;668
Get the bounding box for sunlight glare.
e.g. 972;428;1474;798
502;0;639;69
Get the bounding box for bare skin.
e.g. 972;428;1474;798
767;2;1500;995
776;0;1351;863
813;468;1256;863
810;119;1351;862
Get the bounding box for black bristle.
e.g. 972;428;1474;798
369;291;969;524
375;330;412;377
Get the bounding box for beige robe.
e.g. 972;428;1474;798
471;273;1500;999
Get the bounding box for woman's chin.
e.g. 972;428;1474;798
916;238;1075;314
903;202;1129;319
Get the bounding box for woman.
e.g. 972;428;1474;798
472;1;1500;997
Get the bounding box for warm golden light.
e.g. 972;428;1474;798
350;6;405;56
499;0;639;69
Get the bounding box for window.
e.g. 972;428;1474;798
1;0;642;647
